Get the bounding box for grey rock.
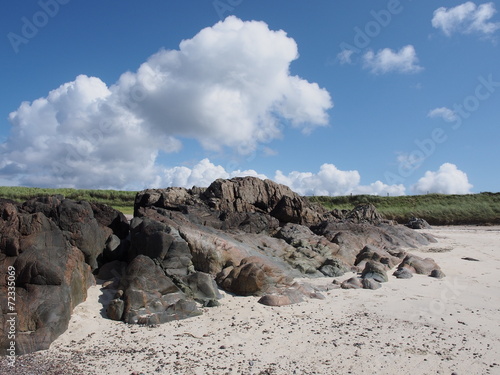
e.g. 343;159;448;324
393;268;413;279
430;269;446;279
184;271;223;306
118;255;202;324
361;261;388;283
362;278;382;290
107;299;125;321
345;204;384;225
341;277;363;289
397;254;443;277
355;245;404;271
319;258;348;277
406;217;431;229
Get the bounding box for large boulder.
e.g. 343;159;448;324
319;258;349;277
361;261;389;283
216;256;292;296
183;272;223;306
56;199;112;271
202;177;295;214
114;255;201;325
258;282;325;306
396;254;445;278
341;277;363;289
0;201;94;355
128;217;193;276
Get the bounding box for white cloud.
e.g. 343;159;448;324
274;163;406;196
432;2;500;36
337;49;355;65
161;158;267;188
157;160;406;196
412;163;473;194
0;17;332;189
3;75;176;190
362;45;423;74
428;107;458;122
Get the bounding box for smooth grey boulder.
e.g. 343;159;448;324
393;268;413;279
361;261;389;283
341;277;363;289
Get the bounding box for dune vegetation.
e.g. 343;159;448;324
308;193;500;225
0;186;136;215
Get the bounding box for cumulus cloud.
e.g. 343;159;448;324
2;75;177;189
158;160;407;196
432;2;500;36
0;17;332;189
274;163;406;196
428;107;458;122
362;45;423;74
161;158;266;188
411;163;473;194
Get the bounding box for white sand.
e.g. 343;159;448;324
5;226;500;374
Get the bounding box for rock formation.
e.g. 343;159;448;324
131;177;439;302
1;176;444;355
406;217;432;229
0;198;102;354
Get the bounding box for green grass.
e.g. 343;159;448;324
0;186;136;215
1;186;499;225
308;193;500;225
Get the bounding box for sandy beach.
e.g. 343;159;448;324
2;226;500;375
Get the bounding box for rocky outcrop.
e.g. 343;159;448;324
0;200;95;355
344;203;384;225
131;177;440;302
134;177;324;227
21;197;112;270
1;176;444;355
128;217;194;276
406;217;432;229
354;245;404;271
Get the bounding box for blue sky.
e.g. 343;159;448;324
1;0;499;195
